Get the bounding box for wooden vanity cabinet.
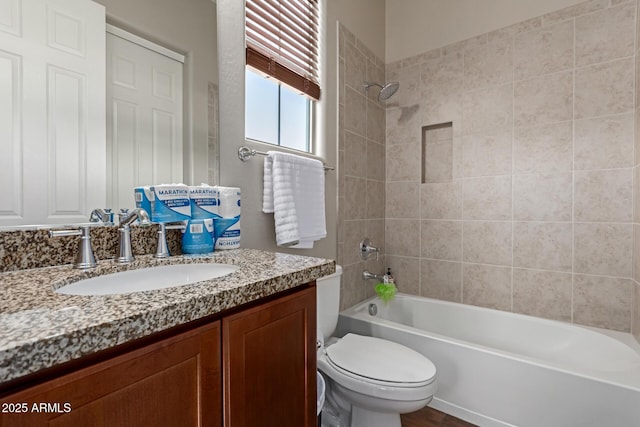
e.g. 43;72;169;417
0;321;221;427
0;284;316;427
223;285;316;427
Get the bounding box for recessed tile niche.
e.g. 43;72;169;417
422;122;453;184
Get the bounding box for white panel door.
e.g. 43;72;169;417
0;0;106;226
106;30;183;211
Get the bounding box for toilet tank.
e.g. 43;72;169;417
316;265;342;341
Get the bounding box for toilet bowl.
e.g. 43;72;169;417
317;267;437;427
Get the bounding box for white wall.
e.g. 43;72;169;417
386;0;589;62
96;0;218;185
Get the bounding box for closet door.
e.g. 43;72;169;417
0;0;106;226
106;28;184;211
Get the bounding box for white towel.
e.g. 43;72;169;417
262;151;326;248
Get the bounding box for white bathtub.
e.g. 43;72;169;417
336;294;640;427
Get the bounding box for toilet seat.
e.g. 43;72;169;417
318;334;437;402
326;334;436;385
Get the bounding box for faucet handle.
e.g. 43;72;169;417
154;222;187;258
359;238;380;261
49;225;97;269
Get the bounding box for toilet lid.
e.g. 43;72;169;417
325;334;436;384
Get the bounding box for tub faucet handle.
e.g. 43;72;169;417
359;238;380;261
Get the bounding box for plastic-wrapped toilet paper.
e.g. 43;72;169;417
134;186;154;216
189;184;219;219
150;184;191;222
213;186;241;250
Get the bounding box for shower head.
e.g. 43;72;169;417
364;81;400;101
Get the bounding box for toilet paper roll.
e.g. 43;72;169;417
216;186;241;219
189;184;219;219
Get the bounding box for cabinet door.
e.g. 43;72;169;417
223;286;316;427
0;322;221;427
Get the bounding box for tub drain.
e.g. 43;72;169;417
368;303;378;316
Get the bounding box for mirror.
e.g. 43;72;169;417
0;0;218;229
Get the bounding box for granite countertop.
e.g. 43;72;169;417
0;248;335;384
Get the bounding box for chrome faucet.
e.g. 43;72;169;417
49;225;97;269
359;238;380;261
362;270;384;281
117;208;151;263
155;222;187;258
89;208;114;224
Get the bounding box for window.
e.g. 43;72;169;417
245;71;311;151
245;0;320;152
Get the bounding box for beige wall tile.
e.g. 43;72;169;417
513;269;572;322
421;259;462;302
634;225;640;282
574;274;633;332
462;129;512;177
462;263;512;311
340;262;365;310
367;141;385;181
575;2;636;67
386;182;420;219
574;223;633;277
344;86;367;136
464;35;513;91
386;142;421;181
463;221;512;266
634;282;640;341
367;100;385;144
542;0;608;27
513;222;573;271
514;121;573;173
386;105;421;146
421;220;462;261
366;219;385;258
421;91;463;132
513;173;573;221
463;83;513;134
463;176;512;220
514;70;573;127
514;20;574;80
344;40;366;91
344;176;367;220
344;131;368;178
636;109;640;167
421;180;463;220
385;64;420;109
422;52;464;92
574;113;634;170
575;58;634;119
424;140;453;183
386;256;420;295
366;180;385;220
343;219;367;266
386;219;420;257
574;169;633;222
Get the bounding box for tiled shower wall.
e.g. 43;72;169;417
337;24;387;310
382;0;638;333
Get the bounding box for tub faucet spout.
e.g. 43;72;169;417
362;270;384;281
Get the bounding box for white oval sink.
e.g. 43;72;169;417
55;263;239;296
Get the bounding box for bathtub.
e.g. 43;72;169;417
336;294;640;427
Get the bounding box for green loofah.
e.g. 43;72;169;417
375;282;397;303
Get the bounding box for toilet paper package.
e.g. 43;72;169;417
134;186;154;216
213;186;241;250
189;184;219;219
150;184;191;223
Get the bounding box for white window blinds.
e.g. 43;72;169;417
245;0;321;100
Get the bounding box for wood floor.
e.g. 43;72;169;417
401;406;477;427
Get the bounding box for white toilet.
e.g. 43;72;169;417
317;266;437;427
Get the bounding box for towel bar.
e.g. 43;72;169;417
237;146;335;171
